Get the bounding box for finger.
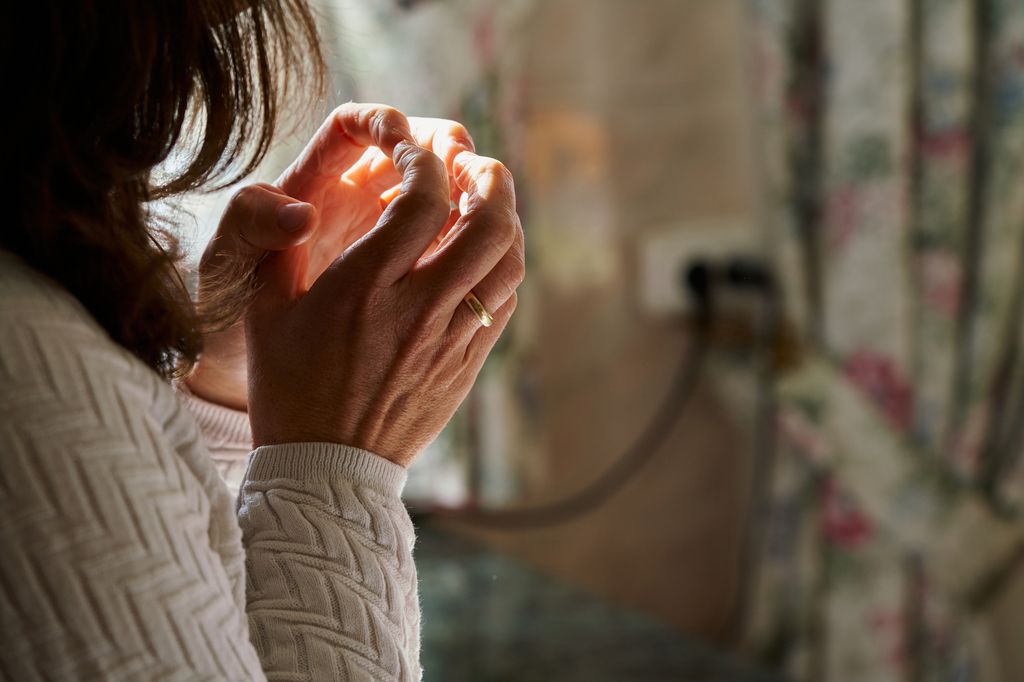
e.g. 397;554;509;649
418;207;461;260
352;117;476;196
204;183;315;266
409;119;474;222
380;185;461;262
409;117;476;171
379;184;459;228
276;102;415;202
415;152;519;308
458;292;518;378
445;220;524;340
423;187;473;258
343;142;452;285
348;181;455;266
342;146;397;194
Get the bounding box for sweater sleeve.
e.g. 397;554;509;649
172;388;424;680
237;443;422;681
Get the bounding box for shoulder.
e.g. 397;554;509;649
0;249;257;678
0;249;134;383
0;251;252;668
1;249;172;433
0;248;236;539
0;249;104;330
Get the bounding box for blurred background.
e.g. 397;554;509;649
172;0;1024;679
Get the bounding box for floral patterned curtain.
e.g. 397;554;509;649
743;0;1024;679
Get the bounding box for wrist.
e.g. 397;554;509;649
245;442;408;496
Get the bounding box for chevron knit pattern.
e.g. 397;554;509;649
0;251;421;681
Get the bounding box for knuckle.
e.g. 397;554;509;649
445;121;473;147
499;276;520;299
476;156;511;179
487;228;515;261
444;119;468;135
328;103;348;126
507;292;519;314
465;197;518;224
371;106;405;137
411;146;446;175
492;222;514;252
464;209;518;255
333;103;410;145
506;211;521;239
221;188;268;238
490;293;517;330
226;184;260;214
332;101;357;119
495;210;520;245
331;102;360;133
335;101;360;116
509;251;527;286
402;155;449;207
498;255;525;294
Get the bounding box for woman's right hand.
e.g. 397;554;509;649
246;104;524;468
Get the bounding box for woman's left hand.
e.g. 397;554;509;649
185;106;476;412
185;182;316;410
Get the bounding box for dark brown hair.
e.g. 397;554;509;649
3;1;326;377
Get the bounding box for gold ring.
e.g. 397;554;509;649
463;292;494;327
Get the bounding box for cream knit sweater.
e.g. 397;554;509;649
0;250;421;681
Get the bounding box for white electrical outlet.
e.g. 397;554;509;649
637;216;757;316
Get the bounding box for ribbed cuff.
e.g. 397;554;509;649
244;443;408;498
175;381;252;449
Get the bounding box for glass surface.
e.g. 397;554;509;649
417;524;790;682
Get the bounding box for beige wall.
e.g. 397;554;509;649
446;0;760;642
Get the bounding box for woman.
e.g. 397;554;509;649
0;1;523;680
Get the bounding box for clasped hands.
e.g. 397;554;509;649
186;103;524;467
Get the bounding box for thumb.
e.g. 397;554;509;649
200;183;317;318
208;183;316;264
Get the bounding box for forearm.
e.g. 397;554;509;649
177;353;423;678
237;443;421;681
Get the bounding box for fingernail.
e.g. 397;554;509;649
277;202;314;232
